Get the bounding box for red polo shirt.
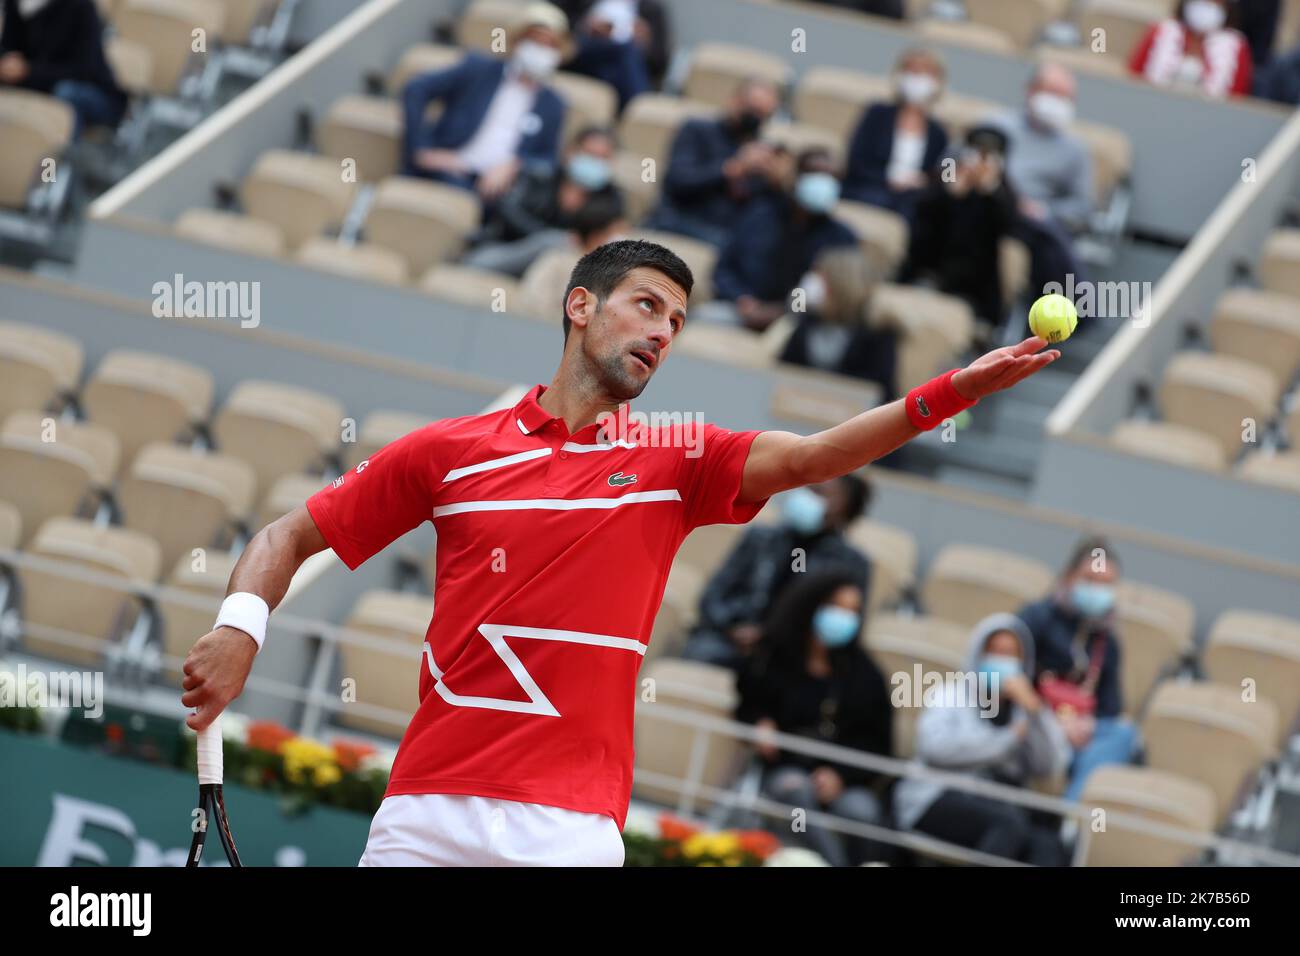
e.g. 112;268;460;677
306;384;769;827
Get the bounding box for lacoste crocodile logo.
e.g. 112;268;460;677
915;395;931;418
607;471;637;487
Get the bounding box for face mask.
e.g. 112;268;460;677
979;654;1024;684
797;271;827;313
897;71;939;105
732;109;764;138
1029;92;1075;131
1070;582;1116;619
780;486;827;535
1184;0;1226;33
513;40;561;81
566;153;612;190
794;172;841;214
813;605;860;648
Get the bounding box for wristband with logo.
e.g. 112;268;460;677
214;592;269;651
905;368;977;432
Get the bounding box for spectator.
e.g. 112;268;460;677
806;0;905;16
737;569;894;867
557;0;671;108
900;125;1016;325
1016;536;1139;802
779;246;900;401
644;77;782;247
400;2;570;202
1237;0;1282;67
1130;0;1254;98
893;613;1072;866
705;147;859;332
682;474;871;671
0;0;127;138
520;188;628;318
464;125;620;277
988;64;1092;299
843;47;950;225
1255;42;1300;102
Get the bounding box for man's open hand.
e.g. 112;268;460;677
951;336;1060;402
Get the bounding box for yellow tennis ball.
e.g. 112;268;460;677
1028;293;1078;344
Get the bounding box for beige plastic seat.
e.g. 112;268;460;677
865;613;967;758
1079;765;1217;867
761;119;844;171
618;94;716;172
845;519;919;613
211;380;343;501
921;544;1054;629
627;230;716;303
792;67;892;141
869;283;976;391
611;149;660;222
932;90;1005;142
217;0;267;44
118;442;255;572
550;71;619;146
834;199;909;278
1000;236;1032;306
456;0;530;54
387;43;464;94
633;658;747;810
420;263;522;312
645;561;706;666
962;0;1056;49
295;238;409;285
683;43;791;109
0;321;83;422
1076;0;1166;67
256;472;325;529
343;410;430;471
1112;579;1194;715
81;349;215;471
1237;450;1300;493
1157;352;1279;460
672;323;771;370
175;208;286;257
116;0;225;96
1204;611;1300;741
240;149;360;250
364;176;480;277
769;364;883;430
19;517;161;667
156;549;239;685
104;35;154;97
1032;43;1129;80
0;412;119;547
0;500;22;550
1143;681;1278;825
520;246;582;321
0;89;74;210
1072;119;1131;206
1258;229;1300;299
916;17;1020;54
95;0;126;21
336;590;435;736
676;521;746;576
1211;288;1300;385
1110;419;1228;472
316;95;404;185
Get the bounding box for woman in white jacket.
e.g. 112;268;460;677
892;612;1071;865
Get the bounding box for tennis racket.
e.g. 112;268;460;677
186;717;243;867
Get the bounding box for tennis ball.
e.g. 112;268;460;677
1028;293;1078;344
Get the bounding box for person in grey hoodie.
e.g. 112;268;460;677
892;612;1071;866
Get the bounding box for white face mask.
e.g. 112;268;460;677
896;71;939;105
1029;91;1075;130
513;40;561;81
797;271;827;313
1184;0;1227;33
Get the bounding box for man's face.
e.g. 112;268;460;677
1030;65;1076;104
734;83;779;124
568;267;687;401
524;24;564;50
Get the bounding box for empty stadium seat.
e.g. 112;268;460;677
1113;579;1194;715
103;35;154;99
962;0;1057;49
343;410;429;471
115;0;225;97
256;472;326;529
1073;119;1132;207
921;544;1054;629
833;199;910;278
932;89;1004;142
156;549;239;684
1210;288;1300;385
240;150;360;249
420;263;522;312
0;500;22;550
916;18;1019;54
1110;419;1228;471
295;238;409;285
845;519;919;612
1158;352;1279;460
0;321;83;423
617;94;715;172
769;365;884;430
1075;0;1166;66
646;561;706;664
1236;450;1300;493
456;0;530;54
316;95;404;184
628;230;716;303
387;43;464;94
865;613;967;758
217;0;268;45
761;119;845;171
682;43;791;108
1079;765;1216;867
519;246;582;321
1032;43;1129;80
0;90;74;211
550;71;619;145
363;177;480;277
175;208;287;256
610;149;660;222
18;516;161;667
1258;230;1300;299
676;521;745;575
1204;610;1300;741
792;67;892;142
868;283;975;391
673;323;772;369
336;590;434;736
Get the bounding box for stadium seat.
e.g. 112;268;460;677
791;67;892;142
420;263;522;312
115;0;225;97
869;283;975;391
617;94;716;172
845;519;919;612
676;521;745;576
682;42;791;108
1209;288;1300;385
865;613;967;758
1000;236;1032;305
343;410;429;471
81;349;215;471
1079;765;1216;867
1142;680;1278;825
0;500;22;550
1113;579;1194;715
295;238;410;285
363;176;480;277
610;150;660;222
175;208;287;257
932;90;1005;142
833;199;909;278
316;95;404;184
0;412;119;547
962;0;1057;50
117;442;256;571
456;0;529;54
1109;419;1228;472
550;71;620;146
769;365;883;430
1158;352;1279;460
520;246;582;321
0;90;74;211
921;544;1055;629
1204;611;1300;742
1073;119;1132;208
646;561;706;664
156;549;239;684
761;119;845;171
674;323;772;369
216;0;267;45
387;43;464;94
1075;0;1166;66
916;18;1019;55
103;35;155;99
1257;229;1300;301
240;150;360;249
0;321;83;423
1236;450;1300;493
256;472;326;529
18;516;161;667
336;590;434;736
1033;43;1129;80
628;230;716;303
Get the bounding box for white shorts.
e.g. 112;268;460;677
357;793;626;867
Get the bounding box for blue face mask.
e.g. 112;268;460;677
566;153;612;190
794;172;841;214
1070;582;1116;619
813;605;860;648
780;487;827;535
979;653;1023;685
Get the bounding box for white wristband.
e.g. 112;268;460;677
215;592;270;651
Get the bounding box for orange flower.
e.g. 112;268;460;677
332;739;376;773
246;720;295;754
737;830;782;860
657;813;701;842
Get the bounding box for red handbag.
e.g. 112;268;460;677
1037;637;1105;717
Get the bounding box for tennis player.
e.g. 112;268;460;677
181;239;1059;866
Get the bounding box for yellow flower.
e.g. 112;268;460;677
313;763;343;787
281;737;339;785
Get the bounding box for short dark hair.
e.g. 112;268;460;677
1062;535;1120;577
561;239;694;341
569;189;624;243
839;472;871;521
569;124;617;151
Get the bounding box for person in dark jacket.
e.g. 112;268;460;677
1016;535;1139;802
0;0;126;137
806;0;905;17
843;47;949;225
400;2;570;200
556;0;671;108
683;473;871;670
644;76;782;246
737;568;894;866
706;146;859;332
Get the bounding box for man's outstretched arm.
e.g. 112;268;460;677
739;336;1059;503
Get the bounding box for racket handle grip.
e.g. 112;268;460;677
197;717;224;785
